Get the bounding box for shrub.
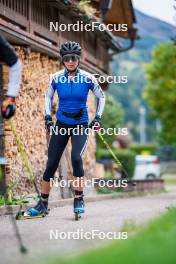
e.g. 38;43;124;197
130;145;157;155
157;145;176;161
96;148;136;179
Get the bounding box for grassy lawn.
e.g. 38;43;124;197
162;174;176;181
162;174;176;186
45;207;176;264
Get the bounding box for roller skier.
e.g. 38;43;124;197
0;31;22;119
0;31;26;253
18;41;105;220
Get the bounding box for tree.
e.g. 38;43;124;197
96;95;124;148
144;43;176;144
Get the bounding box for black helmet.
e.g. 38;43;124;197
60;41;82;57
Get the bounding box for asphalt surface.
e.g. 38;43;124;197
1;191;176;264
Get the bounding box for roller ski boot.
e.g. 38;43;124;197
16;199;49;220
73;194;85;221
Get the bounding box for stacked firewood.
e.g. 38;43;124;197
2;47;96;196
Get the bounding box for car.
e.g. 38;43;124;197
133;155;161;180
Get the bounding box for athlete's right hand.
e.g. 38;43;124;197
45;115;54;133
89;115;101;131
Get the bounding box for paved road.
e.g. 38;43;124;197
1;191;176;264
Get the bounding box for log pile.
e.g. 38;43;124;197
2;47;97;196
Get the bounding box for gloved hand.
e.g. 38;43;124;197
89;115;101;131
45;115;54;133
1;96;16;119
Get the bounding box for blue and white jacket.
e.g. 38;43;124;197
45;68;105;124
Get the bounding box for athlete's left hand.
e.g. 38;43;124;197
89;115;101;131
1;96;16;119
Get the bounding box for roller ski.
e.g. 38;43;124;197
74;195;85;221
16;199;48;220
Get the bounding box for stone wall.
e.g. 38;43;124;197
3;47;96;196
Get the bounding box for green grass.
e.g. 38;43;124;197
0;195;26;206
165;181;176;187
96;186;123;194
162;174;176;187
162;174;176;181
44;207;176;264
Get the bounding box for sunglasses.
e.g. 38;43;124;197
62;54;80;62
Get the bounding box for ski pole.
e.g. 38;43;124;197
0;164;27;254
96;131;129;178
5;197;27;254
8;120;39;195
8;120;35;182
8;120;45;209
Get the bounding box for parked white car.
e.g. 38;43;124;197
133;155;161;180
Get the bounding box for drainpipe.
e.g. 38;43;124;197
100;0;137;56
100;0;113;22
110;31;136;58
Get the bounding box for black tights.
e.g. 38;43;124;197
43;121;88;182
